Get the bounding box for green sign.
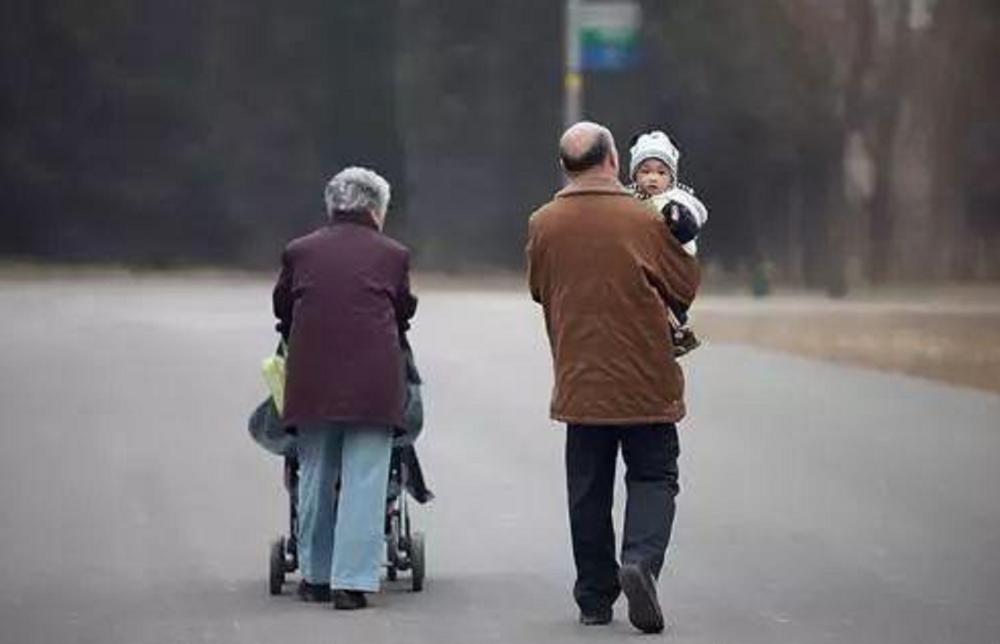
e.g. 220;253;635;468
578;1;641;71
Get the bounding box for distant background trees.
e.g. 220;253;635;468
2;0;997;286
1;0;404;266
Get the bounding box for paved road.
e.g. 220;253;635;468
0;277;998;644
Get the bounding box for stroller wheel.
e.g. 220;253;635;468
387;564;398;582
269;537;286;595
284;536;298;573
386;513;401;567
410;531;425;592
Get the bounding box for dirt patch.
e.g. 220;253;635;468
693;295;1000;393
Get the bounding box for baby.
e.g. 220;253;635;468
628;130;708;356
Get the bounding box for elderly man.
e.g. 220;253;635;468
526;122;700;633
273;167;416;609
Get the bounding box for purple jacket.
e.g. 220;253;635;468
273;215;417;430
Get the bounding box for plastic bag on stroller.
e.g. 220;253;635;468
248;397;297;457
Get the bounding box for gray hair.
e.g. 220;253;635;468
323;166;391;218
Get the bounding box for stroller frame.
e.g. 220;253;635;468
268;449;426;595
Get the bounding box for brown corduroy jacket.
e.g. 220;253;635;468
526;174;700;425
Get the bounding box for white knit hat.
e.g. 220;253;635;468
629;131;680;180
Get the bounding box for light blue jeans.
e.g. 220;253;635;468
296;422;393;592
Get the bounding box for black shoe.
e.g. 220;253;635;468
297;580;331;603
619;564;664;634
673;327;701;358
578;607;613;625
332;589;368;610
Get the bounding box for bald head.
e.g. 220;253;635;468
559;121;618;176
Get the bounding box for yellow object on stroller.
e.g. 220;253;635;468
260;351;286;414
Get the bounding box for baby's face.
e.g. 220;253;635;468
634;159;673;196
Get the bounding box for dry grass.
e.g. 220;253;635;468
694;292;1000;393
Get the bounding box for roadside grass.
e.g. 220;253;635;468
695;293;1000;394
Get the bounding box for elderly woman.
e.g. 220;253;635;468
273;167;416;609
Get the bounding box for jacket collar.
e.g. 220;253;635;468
329;209;380;231
555;173;630;199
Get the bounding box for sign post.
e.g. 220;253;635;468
563;0;642;128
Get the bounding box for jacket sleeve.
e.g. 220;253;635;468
394;251;418;335
272;248;294;341
642;217;700;316
526;216;543;304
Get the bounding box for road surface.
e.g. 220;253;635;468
0;276;997;643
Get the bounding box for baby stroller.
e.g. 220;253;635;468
251;346;431;594
267;441;432;594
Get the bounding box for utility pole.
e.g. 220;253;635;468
564;0;583;127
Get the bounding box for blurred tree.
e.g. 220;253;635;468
634;0;848;291
1;0;404;266
192;0;406;265
1;0;232;264
396;0;562;270
781;0;1000;283
1;0;996;282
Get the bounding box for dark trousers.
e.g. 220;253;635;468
565;423;680;612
